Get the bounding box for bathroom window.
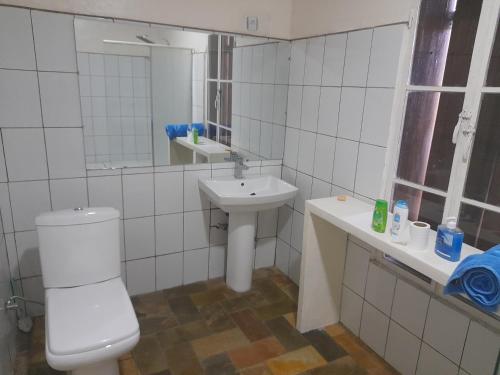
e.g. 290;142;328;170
387;0;500;250
207;34;234;146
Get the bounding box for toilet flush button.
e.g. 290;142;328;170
73;207;83;211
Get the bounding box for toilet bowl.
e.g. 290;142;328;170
36;207;140;374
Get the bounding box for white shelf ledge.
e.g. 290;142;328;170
306;196;481;286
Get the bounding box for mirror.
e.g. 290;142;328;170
74;17;289;169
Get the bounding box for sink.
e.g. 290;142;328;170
199;175;298;292
198;175;298;213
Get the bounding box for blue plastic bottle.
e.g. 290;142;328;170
434;217;464;262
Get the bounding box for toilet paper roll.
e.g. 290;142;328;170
409;221;430;251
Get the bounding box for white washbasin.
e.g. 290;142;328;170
198;175;298;213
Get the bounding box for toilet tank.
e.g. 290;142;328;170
36;207;121;288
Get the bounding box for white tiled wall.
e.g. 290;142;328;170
78;52;152;165
231;42;290;160
276;24;405;283
340;237;500;375
192;53;205;123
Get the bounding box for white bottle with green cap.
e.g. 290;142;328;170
391;200;409;244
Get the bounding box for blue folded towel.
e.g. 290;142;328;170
444;245;500;312
165;124;189;140
191;123;205;137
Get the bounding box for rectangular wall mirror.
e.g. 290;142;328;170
74;17;289;169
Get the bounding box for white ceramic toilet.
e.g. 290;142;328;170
35;207;140;375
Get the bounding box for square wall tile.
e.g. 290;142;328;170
31;11;77;72
156;252;183;290
367;24;405;88
272;85;288;126
275;239;290;275
209;209;228;246
360;88;395;147
359;301;389;356
385;321;421;375
0;132;6;183
461;321;500;375
251;45;263;84
50;178;88;210
283;127;299;169
184;210;210;250
304;36;325;86
354;143;386;200
289;39;307;85
3;128;48;181
10;180;51;231
343;29;373;86
44;128;86;179
261;85;274;123
0;183;13;233
183;247;209;284
340;286;363;336
39;72;81;127
277;205;293;244
155;172;183;214
5;233;19;279
126;257;155;296
286;85;303;129
423;298;469;364
257;208;278;239
332;138;358;191
311;178;331;199
209;245;226;279
322;34;347;86
275;42;291;85
313;134;336;183
123;173;154;218
155;213;183;255
184;170;210;211
0;7;35;70
288;247;301;284
15;230;40;278
364;263;396;316
294;172;312;214
391;279;430;338
88;175;123;216
290;210;304;252
124;216;155;260
297;130;316;175
417;343;458;375
255;238;276;269
259;122;273;159
337;87;365;141
0;70;42;127
317;87;341;137
300;86;320;132
262;44;277;84
343;240;370;296
22;276;44;316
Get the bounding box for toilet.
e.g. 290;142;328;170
35;207;140;375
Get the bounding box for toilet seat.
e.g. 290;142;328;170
45;277;139;371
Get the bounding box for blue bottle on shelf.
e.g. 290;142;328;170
434;217;464;262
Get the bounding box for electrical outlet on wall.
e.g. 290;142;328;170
246;16;259;32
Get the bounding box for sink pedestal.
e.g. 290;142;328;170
226;211;257;292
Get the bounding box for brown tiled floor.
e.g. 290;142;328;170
14;267;399;375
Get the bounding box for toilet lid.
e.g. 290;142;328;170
46;277;139;356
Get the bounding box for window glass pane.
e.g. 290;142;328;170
208;34;219;79
208;124;217;141
464;94;500;206
486;21;500;86
220;35;234;81
392;184;445;230
459;204;500;251
411;0;482;86
397;92;463;191
208;81;218;124
219;82;232;127
220;128;231;147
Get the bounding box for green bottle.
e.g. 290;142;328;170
193;127;199;144
372;199;388;233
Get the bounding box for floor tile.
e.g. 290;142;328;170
199;302;236;332
168;295;201;323
309;356;367;375
231;309;272;342
163;281;208;299
119;357;142;375
265;316;309;351
164;341;203;375
253;298;297;321
303;329;348;361
156;320;212;349
132;335;169;375
202;353;238;375
191;328;250;360
138;315;178;335
239;364;273;375
190;288;227;307
266;346;327;375
228;336;286;369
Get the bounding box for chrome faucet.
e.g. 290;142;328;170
225;151;249;179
